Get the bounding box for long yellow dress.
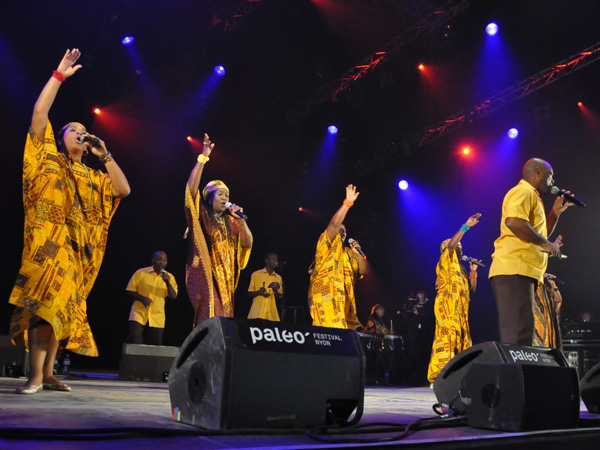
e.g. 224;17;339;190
9;122;120;356
427;247;472;382
308;231;362;329
184;185;251;326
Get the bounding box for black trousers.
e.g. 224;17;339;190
125;321;164;346
490;274;537;345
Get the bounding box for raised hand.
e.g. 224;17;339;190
56;49;83;78
202;133;215;158
346;184;360;202
465;213;481;228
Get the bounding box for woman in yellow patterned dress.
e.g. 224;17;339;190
185;134;253;326
308;184;368;329
427;214;481;384
9;49;131;394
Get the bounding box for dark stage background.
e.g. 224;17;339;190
1;1;600;370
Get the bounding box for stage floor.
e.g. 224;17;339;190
1;374;600;449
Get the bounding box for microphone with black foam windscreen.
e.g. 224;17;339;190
225;202;248;220
347;238;366;257
461;255;486;268
550;186;586;208
77;135;101;146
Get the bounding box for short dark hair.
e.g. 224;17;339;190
264;251;277;260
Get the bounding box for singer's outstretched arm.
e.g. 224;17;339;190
187;133;214;199
447;213;481;254
32;49;82;140
326;184;360;242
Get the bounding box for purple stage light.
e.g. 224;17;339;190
485;23;498;36
214;65;226;77
507;128;519;139
327;125;338;135
398;180;408;190
121;36;135;45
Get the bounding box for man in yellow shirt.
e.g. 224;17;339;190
247;251;283;321
489;159;572;345
125;251;178;345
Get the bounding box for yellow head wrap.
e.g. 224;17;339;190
202;180;229;203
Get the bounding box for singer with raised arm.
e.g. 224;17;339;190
428;214;481;385
489;158;574;345
308;184;368;329
125;251;178;346
8;49;131;395
185;134;252;326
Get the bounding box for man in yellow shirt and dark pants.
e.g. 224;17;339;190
489;159;572;345
125;251;178;345
247;251;283;321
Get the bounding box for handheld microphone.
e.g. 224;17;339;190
540;249;568;259
160;269;166;274
77;135;101;146
347;238;366;257
225;202;248;220
545;273;565;285
550;186;586;208
461;255;486;268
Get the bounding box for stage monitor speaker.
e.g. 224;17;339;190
461;363;580;431
433;342;570;413
0;335;26;377
119;344;179;382
168;317;365;429
580;361;600;413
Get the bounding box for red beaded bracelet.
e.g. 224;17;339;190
52;70;66;82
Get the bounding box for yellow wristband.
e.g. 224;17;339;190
343;199;354;208
197;154;209;164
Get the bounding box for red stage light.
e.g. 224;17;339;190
94;108;101;115
578;102;583;107
462;147;470;154
418;64;425;71
298;207;304;212
187;136;192;141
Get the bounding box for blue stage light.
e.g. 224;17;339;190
327;125;338;135
507;128;519;139
121;36;135;45
398;180;408;190
214;65;226;77
486;23;498;36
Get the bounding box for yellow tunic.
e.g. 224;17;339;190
308;231;362;329
9;122;119;356
126;266;178;328
247;268;282;321
427;248;472;382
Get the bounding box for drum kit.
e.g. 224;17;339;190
357;332;405;384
